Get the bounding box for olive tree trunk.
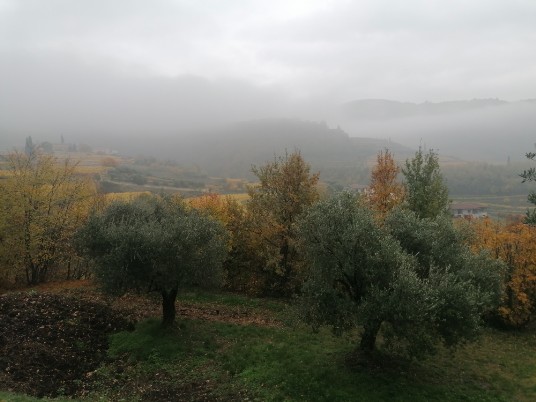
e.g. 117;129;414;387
161;287;179;327
359;321;382;353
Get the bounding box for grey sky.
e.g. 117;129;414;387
1;0;535;103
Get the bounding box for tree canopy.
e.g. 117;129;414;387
76;195;228;326
297;192;503;358
0;151;95;285
247;150;320;295
366;149;405;219
470;218;536;327
402;148;449;219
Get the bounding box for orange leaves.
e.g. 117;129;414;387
471;218;536;327
366;149;405;219
247;151;320;295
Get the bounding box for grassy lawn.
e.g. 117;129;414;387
3;289;535;401
0;392;73;402
94;316;534;401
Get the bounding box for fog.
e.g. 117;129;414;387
1;0;535;161
0;51;302;137
337;100;536;163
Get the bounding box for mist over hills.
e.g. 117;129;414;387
340;98;509;120
1;52;534;170
337;99;536;163
119;119;414;181
0;52;294;141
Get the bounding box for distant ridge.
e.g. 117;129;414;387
341;98;510;120
166;118;414;180
338;98;536;163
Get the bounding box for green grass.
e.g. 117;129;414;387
4;290;536;401
179;288;287;312
98;313;535;401
0;392;75;402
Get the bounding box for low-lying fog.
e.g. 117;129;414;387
1;0;535;163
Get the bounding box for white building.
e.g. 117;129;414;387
450;202;488;218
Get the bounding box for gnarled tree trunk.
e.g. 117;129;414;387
359;321;382;354
161;287;178;327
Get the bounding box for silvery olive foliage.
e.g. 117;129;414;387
76;195;228;326
297;192;503;358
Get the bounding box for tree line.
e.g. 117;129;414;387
1;146;535;359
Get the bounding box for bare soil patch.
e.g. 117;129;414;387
0;292;134;398
0;282;281;399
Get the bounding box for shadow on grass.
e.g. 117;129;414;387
103;317;524;401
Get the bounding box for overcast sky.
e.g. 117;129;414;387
2;0;535;103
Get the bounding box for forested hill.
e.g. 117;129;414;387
337;99;536;163
162;119;414;180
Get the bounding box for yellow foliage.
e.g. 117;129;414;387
73;166;108;175
104;192;152;203
366;149;405;220
188;193;234;224
470;218;536;327
0;169;14;178
247;151;320;295
226;193;250;203
0;151;97;285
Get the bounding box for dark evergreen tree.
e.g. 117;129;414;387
24;136;34;156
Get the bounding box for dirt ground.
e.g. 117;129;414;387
0;281;280;399
0;291;134;398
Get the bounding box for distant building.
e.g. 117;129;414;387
450;202;488;218
345;183;369;194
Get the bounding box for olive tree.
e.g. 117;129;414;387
76;195;227;327
297;192;502;358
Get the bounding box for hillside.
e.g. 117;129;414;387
150;119;415;181
337;99;536;163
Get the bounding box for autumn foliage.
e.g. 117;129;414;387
366;149;405;218
247;151;320;296
188;193;235;225
189;151;321;296
0;152;96;285
189;193;264;294
470;218;536;327
192;159;322;296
